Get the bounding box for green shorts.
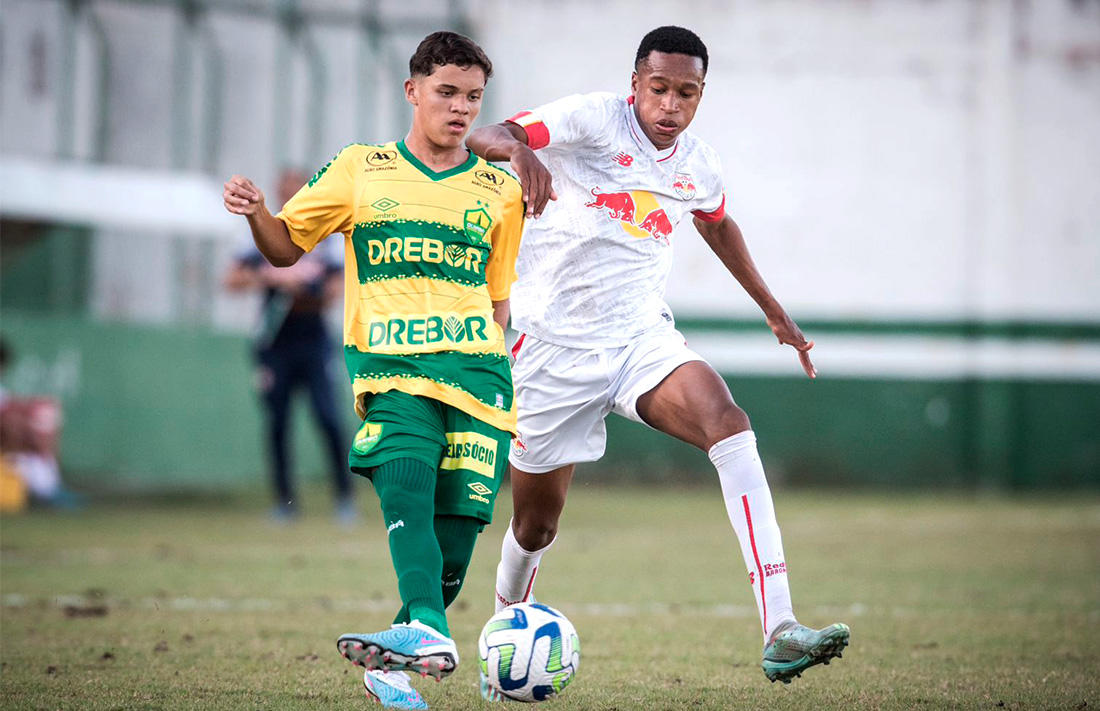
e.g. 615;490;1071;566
348;390;509;524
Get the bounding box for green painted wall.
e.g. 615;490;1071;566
601;378;1100;488
1;312;1097;491
0;312;360;493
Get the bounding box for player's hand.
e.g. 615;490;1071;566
223;175;265;217
510;145;557;219
766;312;817;379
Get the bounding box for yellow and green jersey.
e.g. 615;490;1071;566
276;141;525;434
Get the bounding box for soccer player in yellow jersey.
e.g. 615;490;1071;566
223;32;524;709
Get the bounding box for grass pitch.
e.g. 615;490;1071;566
2;485;1098;710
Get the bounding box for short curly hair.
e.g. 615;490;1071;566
635;26;708;75
409;31;493;80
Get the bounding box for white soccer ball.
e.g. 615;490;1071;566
478;602;581;702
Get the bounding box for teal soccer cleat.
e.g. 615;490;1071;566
338;620;459;681
363;669;429;710
761;621;850;684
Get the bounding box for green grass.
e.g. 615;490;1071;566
2;486;1099;710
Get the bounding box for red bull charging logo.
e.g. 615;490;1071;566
586;187;674;244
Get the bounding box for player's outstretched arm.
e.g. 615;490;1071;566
694;215;817;379
223;175;304;267
467;123;556;219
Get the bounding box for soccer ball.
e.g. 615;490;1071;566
478;602;580;702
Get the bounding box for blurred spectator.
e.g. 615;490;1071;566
224;169;355;524
0;338;82;510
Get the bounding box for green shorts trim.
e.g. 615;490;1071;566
348;390;508;524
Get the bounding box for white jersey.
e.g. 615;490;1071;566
506;92;726;347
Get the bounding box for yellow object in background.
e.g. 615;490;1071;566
0;457;29;513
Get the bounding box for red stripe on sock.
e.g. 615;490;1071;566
522;566;538;602
742;494;766;634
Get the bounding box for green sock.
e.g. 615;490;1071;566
391;515;483;624
372;459;449;637
435;515;483;609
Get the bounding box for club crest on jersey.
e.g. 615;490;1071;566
464;207;493;247
585;187;674;245
353;421;383;454
672;171;696;200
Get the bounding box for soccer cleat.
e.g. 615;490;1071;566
761;621;850;684
479;670;510;703
363;669;429;709
338;620;459;681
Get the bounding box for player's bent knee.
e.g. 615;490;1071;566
703;405;752;450
513;518;558;552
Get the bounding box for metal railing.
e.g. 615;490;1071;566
51;0;471;172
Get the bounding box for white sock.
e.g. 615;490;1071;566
710;431;795;642
495;519;554;612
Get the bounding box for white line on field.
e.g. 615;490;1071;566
3;594;1096;619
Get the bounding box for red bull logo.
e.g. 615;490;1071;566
586;187;675;244
672;171;696;200
586;188;636;223
638;209;673;242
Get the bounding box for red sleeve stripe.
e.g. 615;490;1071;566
506;111;550;150
692;194;726;222
511;333;527;359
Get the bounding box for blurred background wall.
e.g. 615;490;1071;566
1;0;1097;491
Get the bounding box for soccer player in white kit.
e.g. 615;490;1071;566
467;26;850;686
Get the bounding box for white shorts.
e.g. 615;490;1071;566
507;326;705;474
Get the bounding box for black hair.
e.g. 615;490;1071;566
409;31;493;80
635;26;708;74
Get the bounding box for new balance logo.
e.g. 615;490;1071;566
613;151;634;167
